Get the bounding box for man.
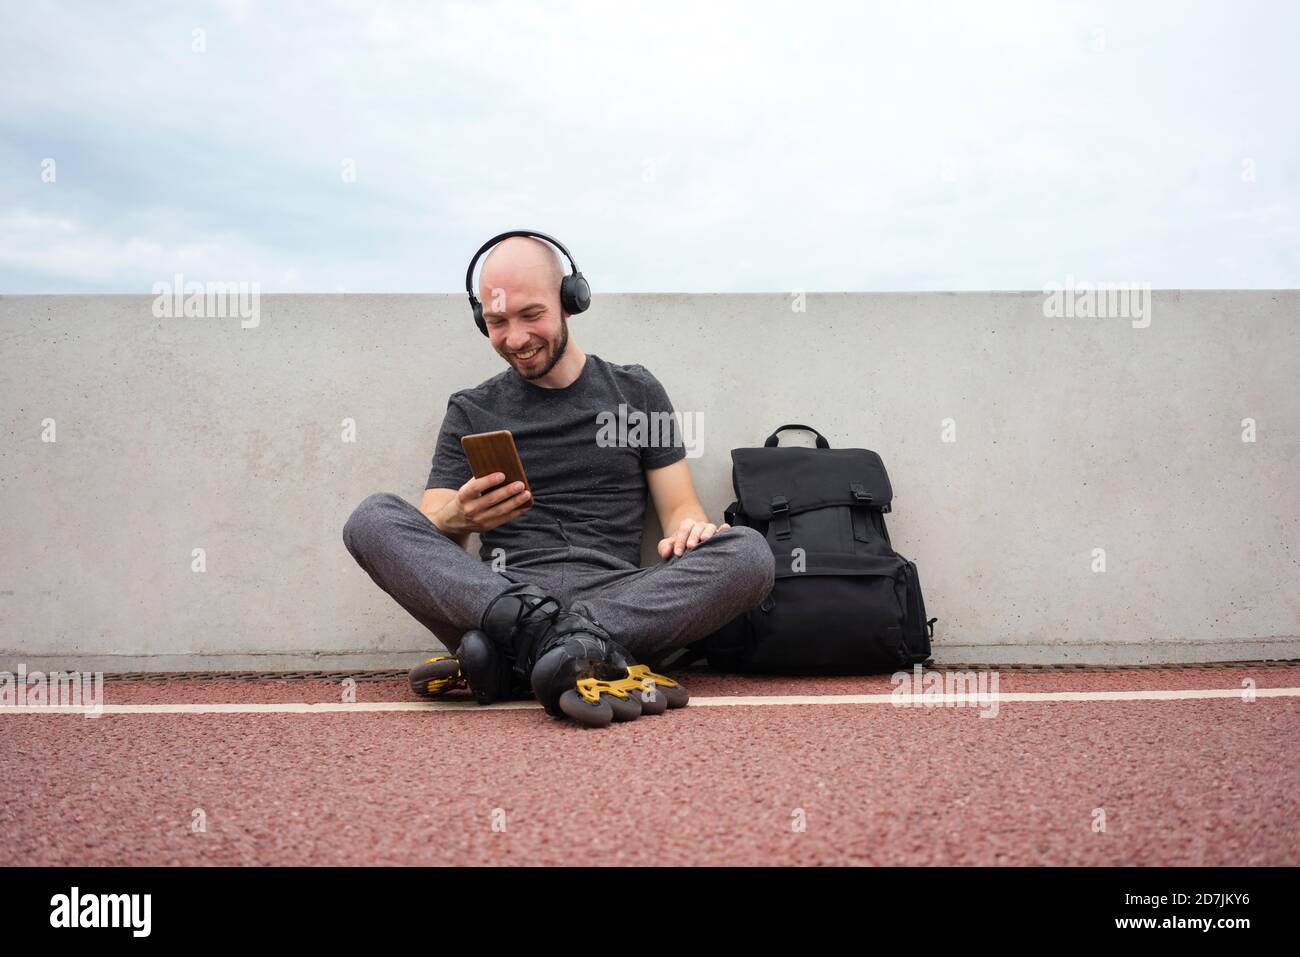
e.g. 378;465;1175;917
342;231;774;726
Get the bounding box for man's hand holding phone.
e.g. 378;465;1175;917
432;472;532;537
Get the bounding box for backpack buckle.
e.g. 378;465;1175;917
849;482;873;505
769;495;791;540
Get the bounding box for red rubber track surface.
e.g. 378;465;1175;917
3;667;1296;866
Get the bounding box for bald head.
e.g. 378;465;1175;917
474;234;586;384
478;236;565;312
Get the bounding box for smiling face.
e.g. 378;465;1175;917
478;237;571;381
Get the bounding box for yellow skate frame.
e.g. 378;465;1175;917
575;664;680;705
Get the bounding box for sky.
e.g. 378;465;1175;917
1;0;1297;293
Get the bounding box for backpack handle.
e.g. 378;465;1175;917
763;424;831;449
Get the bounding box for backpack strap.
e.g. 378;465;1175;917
652;641;709;672
724;500;741;527
849;482;872;543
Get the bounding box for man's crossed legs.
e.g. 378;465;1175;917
342;492;774;720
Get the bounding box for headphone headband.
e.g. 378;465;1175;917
465;230;590;336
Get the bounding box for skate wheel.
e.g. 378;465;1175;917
559;689;614;728
660;683;689;709
408;657;461;697
605;692;642;722
633;684;670;715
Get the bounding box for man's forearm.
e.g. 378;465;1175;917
662;501;712;533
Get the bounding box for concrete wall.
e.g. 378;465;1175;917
2;292;1297;671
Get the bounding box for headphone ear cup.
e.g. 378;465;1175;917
561;272;591;315
472;301;488;337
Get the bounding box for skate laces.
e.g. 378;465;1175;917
509;594;564;677
575;665;680;705
513;595;562;630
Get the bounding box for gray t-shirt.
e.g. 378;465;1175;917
425;353;686;566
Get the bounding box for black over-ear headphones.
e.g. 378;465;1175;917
465;230;591;337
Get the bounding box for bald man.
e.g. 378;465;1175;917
342;234;774;725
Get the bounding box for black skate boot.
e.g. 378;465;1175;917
528;634;689;727
454;627;532;705
468;584;689;726
407;585;560;705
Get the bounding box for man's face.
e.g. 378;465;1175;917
481;278;569;380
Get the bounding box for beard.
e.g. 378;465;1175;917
506;314;569;380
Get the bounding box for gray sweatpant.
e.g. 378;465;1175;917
342;492;774;669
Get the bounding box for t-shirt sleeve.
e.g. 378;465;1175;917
425;397;474;491
634;366;687;470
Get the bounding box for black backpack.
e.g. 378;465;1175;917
700;424;936;674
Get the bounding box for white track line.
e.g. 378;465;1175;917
2;687;1298;715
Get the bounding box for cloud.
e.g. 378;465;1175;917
0;0;1297;292
0;209;297;288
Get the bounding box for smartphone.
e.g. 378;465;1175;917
460;430;530;493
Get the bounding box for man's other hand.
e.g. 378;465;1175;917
658;517;731;560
